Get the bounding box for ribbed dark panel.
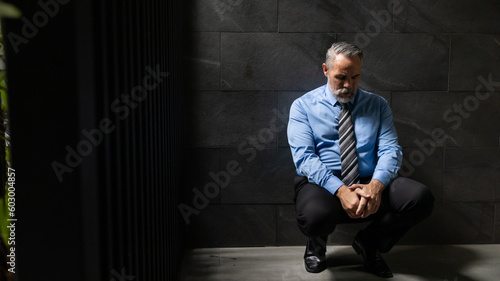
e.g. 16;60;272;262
92;1;184;280
3;0;183;280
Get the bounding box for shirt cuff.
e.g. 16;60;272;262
324;176;344;195
371;171;392;187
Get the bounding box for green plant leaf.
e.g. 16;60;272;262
0;3;21;18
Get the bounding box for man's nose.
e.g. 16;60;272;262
343;78;352;89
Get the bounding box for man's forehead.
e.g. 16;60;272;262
333;54;362;67
332;56;362;73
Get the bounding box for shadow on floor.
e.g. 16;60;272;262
323;245;480;280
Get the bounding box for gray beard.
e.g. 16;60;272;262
329;84;355;103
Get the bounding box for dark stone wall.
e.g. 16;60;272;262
182;0;500;247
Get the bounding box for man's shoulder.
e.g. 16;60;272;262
357;89;389;105
294;85;327;105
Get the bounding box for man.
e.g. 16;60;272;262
287;41;434;278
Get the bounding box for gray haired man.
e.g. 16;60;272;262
288;41;434;278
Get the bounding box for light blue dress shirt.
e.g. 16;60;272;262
287;84;402;195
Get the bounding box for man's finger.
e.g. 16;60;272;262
344;207;358;219
365;201;380;217
348;211;360;219
354;188;371;198
348;184;363;190
356;197;367;215
362;204;372;218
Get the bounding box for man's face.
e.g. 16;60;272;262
322;54;362;103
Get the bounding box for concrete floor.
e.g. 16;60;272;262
179;244;500;281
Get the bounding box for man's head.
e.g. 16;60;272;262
322;42;363;103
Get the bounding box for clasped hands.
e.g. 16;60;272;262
336;179;385;219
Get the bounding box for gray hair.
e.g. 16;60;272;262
325;41;363;69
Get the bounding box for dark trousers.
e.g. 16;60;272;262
294;176;434;253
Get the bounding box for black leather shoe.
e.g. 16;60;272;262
304;236;327;273
352;232;393;278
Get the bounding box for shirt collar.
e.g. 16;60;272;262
324;84;359;108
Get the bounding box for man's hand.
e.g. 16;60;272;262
349;179;385;218
336;184;371;219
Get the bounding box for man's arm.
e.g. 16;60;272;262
372;99;402;186
287;99;344;195
350;98;402;218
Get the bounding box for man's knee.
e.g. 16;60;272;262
391;177;434;219
297;204;336;237
413;182;434;220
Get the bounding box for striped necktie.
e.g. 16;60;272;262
339;103;359;186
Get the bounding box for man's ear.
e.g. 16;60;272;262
322;63;328;77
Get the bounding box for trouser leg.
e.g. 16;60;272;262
294;175;434;253
294;176;343;238
364;177;434;253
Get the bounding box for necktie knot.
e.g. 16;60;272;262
341;103;349;111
